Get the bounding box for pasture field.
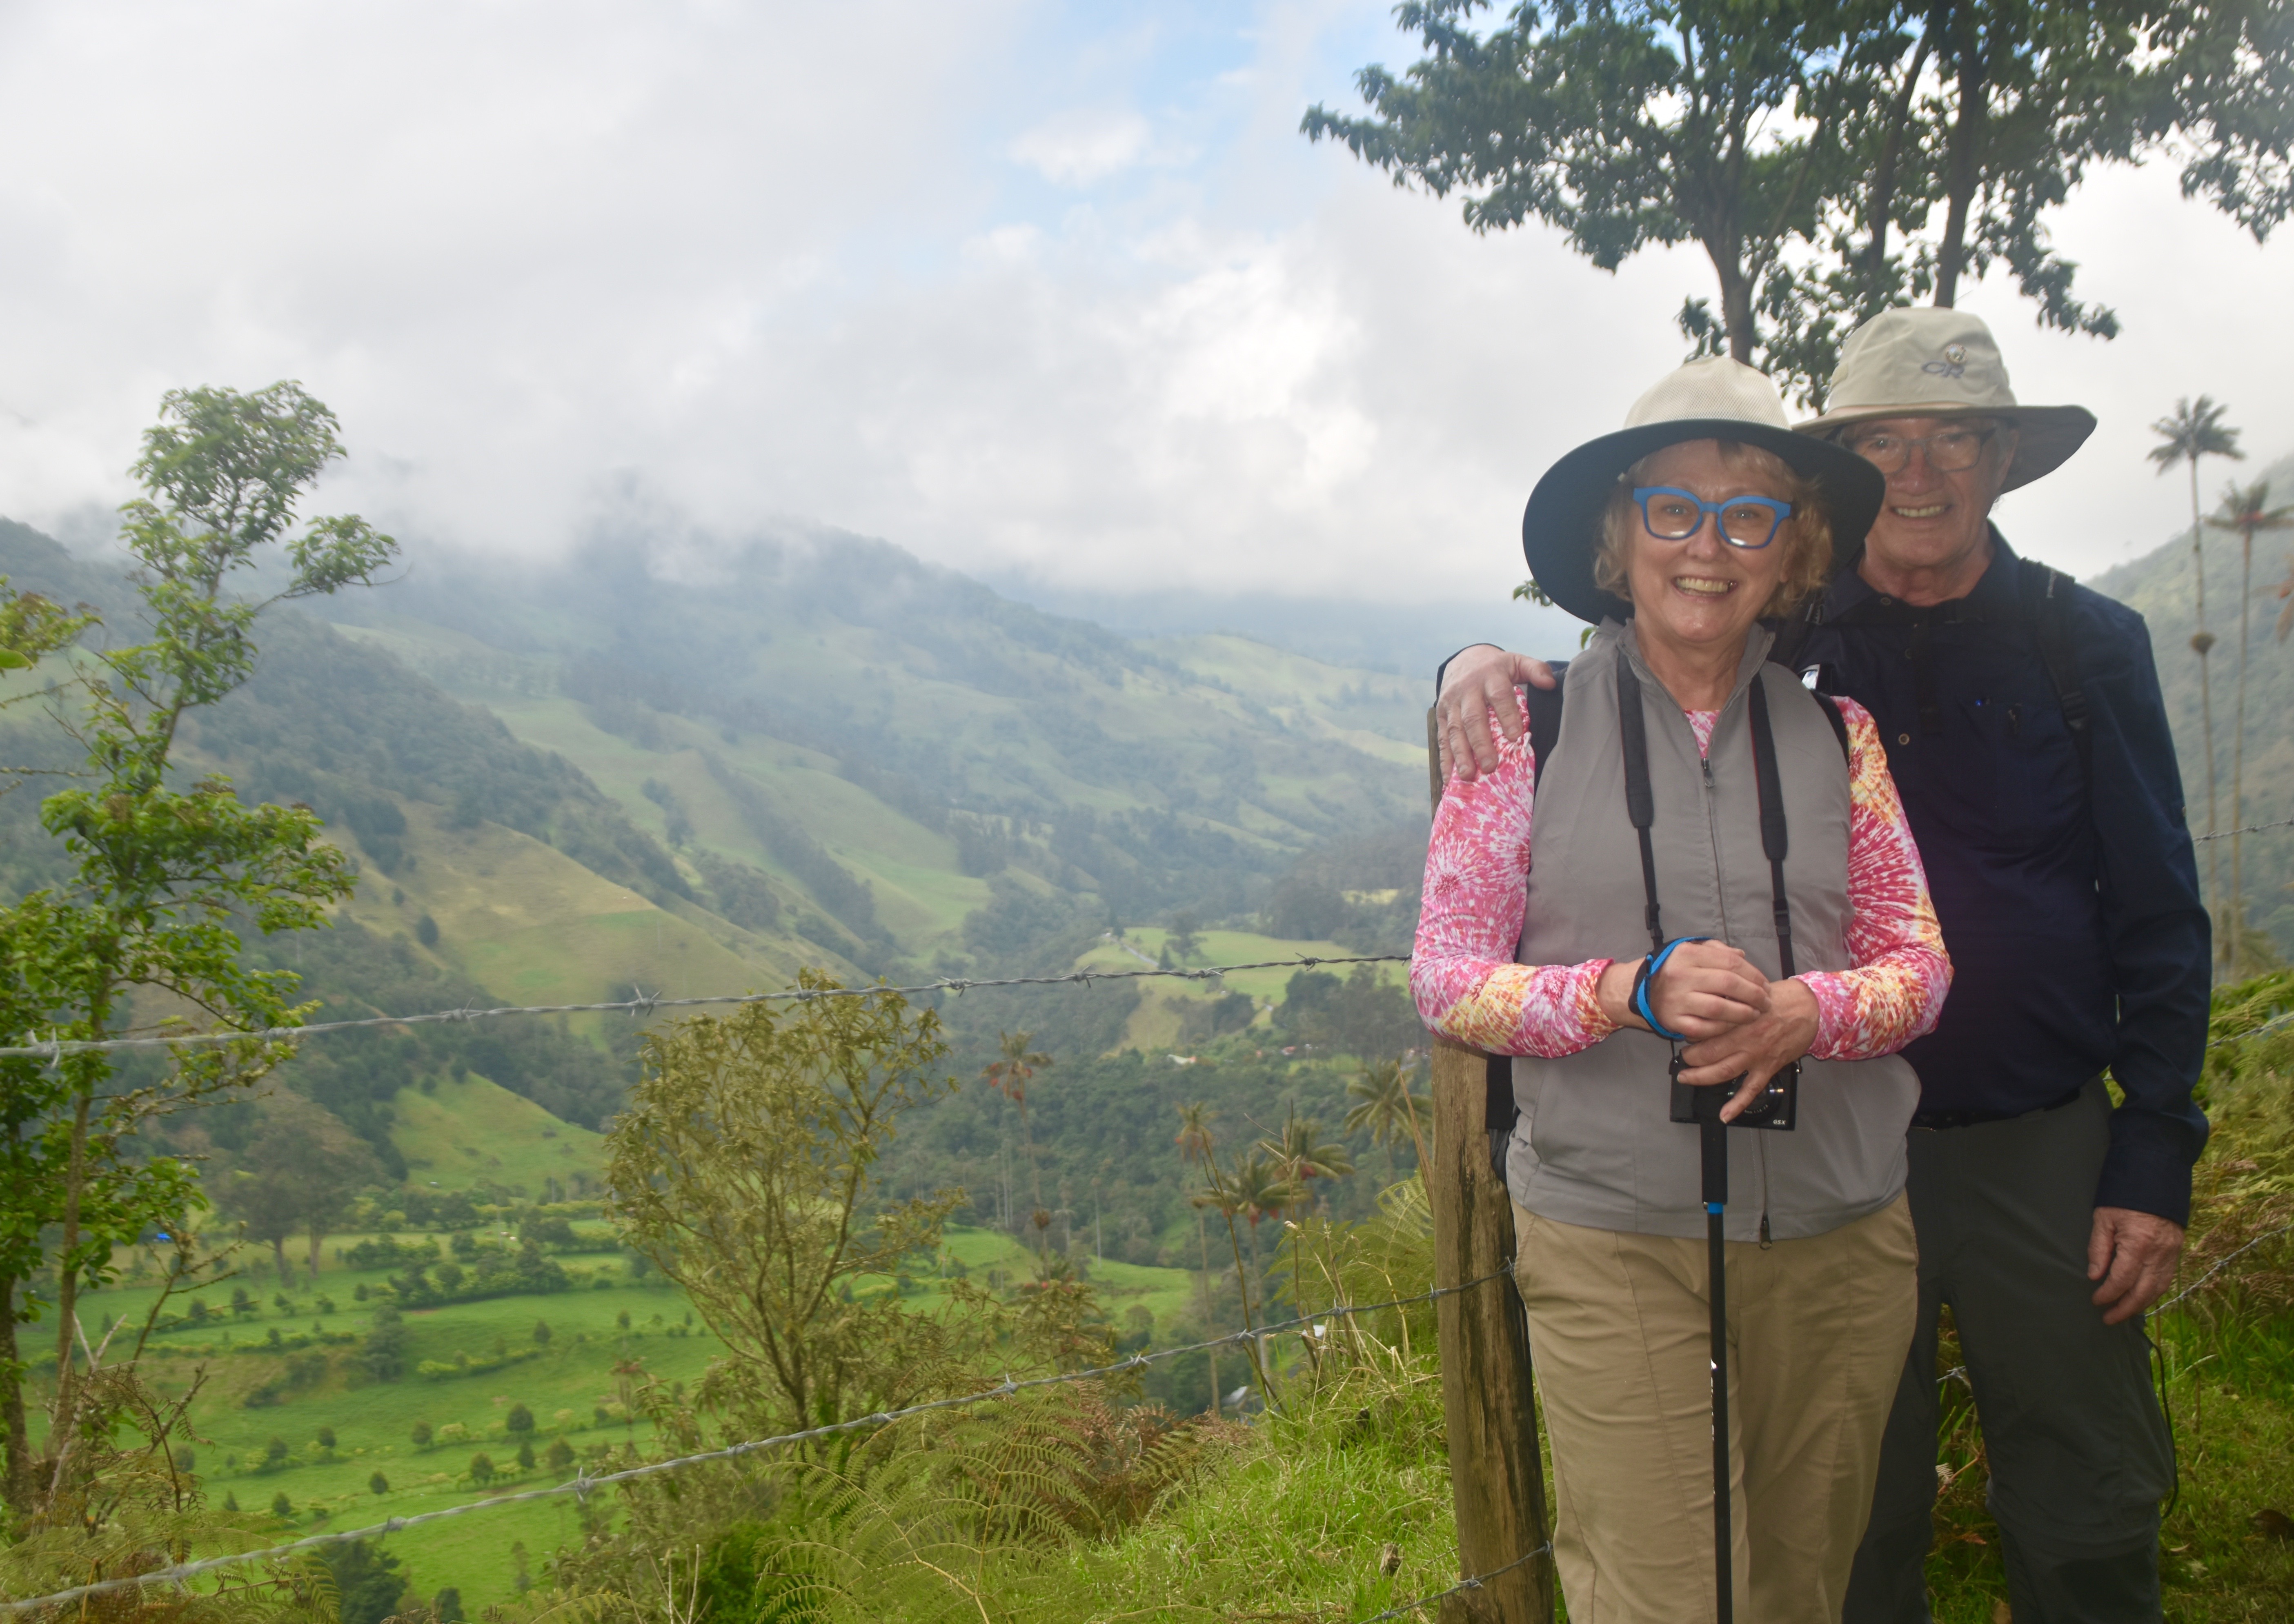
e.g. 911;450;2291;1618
64;1224;1197;1614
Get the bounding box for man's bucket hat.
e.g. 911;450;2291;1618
1522;356;1885;625
1796;307;2097;492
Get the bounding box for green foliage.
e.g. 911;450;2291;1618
607;980;964;1442
0;381;398;1506
1306;2;2294;399
321;1538;407;1624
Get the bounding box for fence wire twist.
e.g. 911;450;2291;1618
0;1263;1513;1614
1358;1540;1553;1621
0;955;1408;1062
2192;815;2294;842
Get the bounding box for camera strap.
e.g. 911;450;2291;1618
1615;660;1800;991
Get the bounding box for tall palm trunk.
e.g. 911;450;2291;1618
1194;1210;1219;1413
2190;459;2221;943
2232;526;2255;978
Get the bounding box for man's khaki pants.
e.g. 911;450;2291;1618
1514;1197;1918;1624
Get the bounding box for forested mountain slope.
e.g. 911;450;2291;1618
317;528;1430;971
2090;449;2294;956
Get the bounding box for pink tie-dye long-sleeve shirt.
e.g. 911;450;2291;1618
1412;691;1949;1059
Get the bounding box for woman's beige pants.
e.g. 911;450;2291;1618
1514;1197;1918;1624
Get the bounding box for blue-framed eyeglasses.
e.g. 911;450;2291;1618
1631;486;1793;549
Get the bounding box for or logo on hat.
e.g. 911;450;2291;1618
1923;342;1969;379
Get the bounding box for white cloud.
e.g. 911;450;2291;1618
1010;109;1154;186
0;0;2282;619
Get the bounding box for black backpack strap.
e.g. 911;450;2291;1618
1747;675;1797;979
1525;660;1570;790
1815;687;1851;765
2018;561;2094;786
1615;658;1668;954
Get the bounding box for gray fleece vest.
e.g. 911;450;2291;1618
1506;620;1919;1241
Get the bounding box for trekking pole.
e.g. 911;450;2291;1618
1702;1109;1733;1624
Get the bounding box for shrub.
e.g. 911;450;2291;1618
516;1440;536;1471
434;1589;464;1624
315;1426;336;1450
369;1471;389;1495
505;1402;534;1434
544;1438;575;1473
270;1491;293;1518
263;1436;289;1468
409;1421;433;1448
532;1319;552;1346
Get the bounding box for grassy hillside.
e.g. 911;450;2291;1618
390;1073;607;1196
2090;449;2294;957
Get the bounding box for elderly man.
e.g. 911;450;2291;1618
1435;308;2208;1624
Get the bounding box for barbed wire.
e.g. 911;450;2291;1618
0;955;1407;1063
2207;1008;2294;1051
1357;1541;1552;1622
2193;816;2294;842
0;1262;1511;1614
2154;1220;2294;1316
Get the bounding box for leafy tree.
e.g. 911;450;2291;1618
544;1437;576;1473
605;977;961;1445
269;1491;293;1518
314;1425;336;1450
505;1402;535;1435
2152;395;2245;921
369;1470;389;1495
533;1318;553;1346
434;1587;465;1624
1306;2;2294;397
1304;1;1870;366
2209;478;2294;977
468;1452;496;1486
322;1537;408;1624
362;1302;409;1383
516;1439;536;1472
409;1420;433;1449
1166;911;1203;963
0;382;393;1507
263;1435;289;1468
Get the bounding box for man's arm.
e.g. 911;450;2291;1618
2078;594;2211;1319
1433;645;1555;780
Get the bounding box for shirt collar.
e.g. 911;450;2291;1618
1825;524;2018;618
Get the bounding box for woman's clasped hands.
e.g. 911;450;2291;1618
1593;942;1821;1121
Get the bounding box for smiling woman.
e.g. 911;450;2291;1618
1409;356;1951;1621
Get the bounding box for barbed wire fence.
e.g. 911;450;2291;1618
0;1264;1535;1617
11;906;2294;1611
0;955;1409;1063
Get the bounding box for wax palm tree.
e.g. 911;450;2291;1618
1174;1101;1222;1410
2150;397;2245;925
1228;1149;1306;1321
1259;1106;1354;1319
1344;1058;1431;1186
982;1030;1053;1255
2209;478;2294;978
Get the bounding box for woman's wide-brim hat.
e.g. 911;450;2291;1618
1796;307;2096;493
1522;356;1885;625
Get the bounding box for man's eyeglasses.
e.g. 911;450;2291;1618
1631;486;1793;550
1844;425;1997;474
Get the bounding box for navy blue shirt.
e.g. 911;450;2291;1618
1805;533;2209;1223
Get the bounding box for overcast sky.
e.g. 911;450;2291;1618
1;0;2287;616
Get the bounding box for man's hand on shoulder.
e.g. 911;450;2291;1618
2088;1206;2187;1325
1437;646;1556;781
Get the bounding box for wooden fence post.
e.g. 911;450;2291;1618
1425;710;1554;1623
